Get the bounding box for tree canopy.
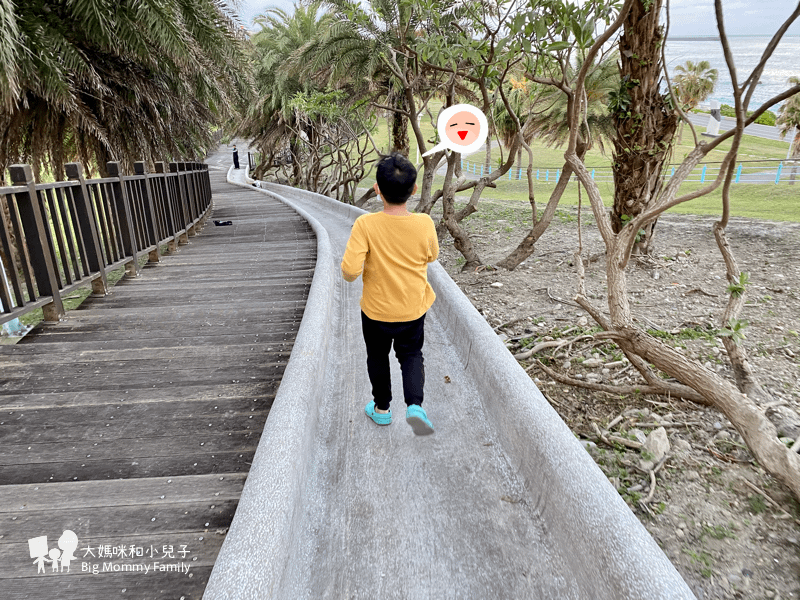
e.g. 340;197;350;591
0;0;253;178
672;60;719;111
778;75;800;158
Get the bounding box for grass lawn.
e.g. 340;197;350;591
357;100;798;222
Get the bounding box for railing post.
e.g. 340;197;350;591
178;162;199;237
134;162;162;264
8;164;65;323
155;162;180;254
735;163;742;183
107;161;140;278
776;162;783;184
169;162;191;246
65;162;108;297
199;164;212;225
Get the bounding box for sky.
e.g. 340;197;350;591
232;1;800;37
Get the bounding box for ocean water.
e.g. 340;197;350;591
664;35;800;110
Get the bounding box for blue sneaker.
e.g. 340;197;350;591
405;405;434;436
365;401;391;425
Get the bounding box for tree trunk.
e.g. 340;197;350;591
290;137;302;188
414;152;445;214
593;222;800;501
610;0;678;255
354;187;376;208
618;324;800;500
440;152;482;271
391;94;410;156
498;134;589;270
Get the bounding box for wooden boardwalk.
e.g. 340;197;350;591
0;168;315;599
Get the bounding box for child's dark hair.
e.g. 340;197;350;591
375;152;417;204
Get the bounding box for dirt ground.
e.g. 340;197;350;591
363;190;800;599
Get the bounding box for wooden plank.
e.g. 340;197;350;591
13;313;305;343
0;499;237;543
0;365;288;394
0;423;264;459
8;327;300;346
0;351;292;379
0;396;270;430
0;567;213;599
0;450;255;483
0;344;290;364
0;500;238;544
0;473;246;511
0;382;278;411
0;337;287;357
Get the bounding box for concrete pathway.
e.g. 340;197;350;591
203;148;697;599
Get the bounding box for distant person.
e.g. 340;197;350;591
341;152;439;435
232;145;240;169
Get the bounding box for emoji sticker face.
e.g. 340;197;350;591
445;111;481;146
422;104;488;158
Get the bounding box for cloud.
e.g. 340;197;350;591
666;1;800;36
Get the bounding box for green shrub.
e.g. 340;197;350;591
754;111;777;126
719;104;777;126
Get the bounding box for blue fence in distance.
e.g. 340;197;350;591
458;158;798;184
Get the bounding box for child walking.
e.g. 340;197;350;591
341;153;439;435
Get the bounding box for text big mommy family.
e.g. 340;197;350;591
82;561;192;575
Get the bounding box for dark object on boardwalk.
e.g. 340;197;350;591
214;220;233;226
233;145;240;170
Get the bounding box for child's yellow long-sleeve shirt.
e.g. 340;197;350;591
341;212;439;322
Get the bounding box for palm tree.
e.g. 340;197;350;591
308;0;470;158
238;2;334;182
303;0;423;156
673;60;719;109
672;60;719;144
523;52;619;152
777;76;800;184
0;0;251;179
489;52;617;181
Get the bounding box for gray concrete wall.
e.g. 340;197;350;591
203;169;695;599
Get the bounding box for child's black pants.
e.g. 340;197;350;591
361;311;425;411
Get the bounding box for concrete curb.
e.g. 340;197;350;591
206;171;696;599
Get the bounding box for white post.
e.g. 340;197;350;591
787;127;797;160
706;100;721;136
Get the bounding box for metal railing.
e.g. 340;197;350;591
0;160;212;326
458;157;800;184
